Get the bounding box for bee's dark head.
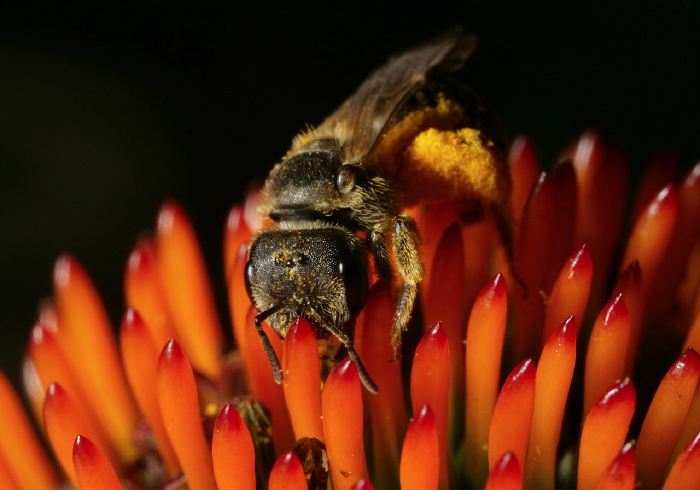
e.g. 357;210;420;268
244;221;369;337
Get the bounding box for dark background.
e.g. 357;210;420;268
1;3;698;387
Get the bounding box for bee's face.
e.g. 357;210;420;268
244;223;368;336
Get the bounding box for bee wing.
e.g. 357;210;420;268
314;28;477;165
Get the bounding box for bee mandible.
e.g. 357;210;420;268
245;28;515;393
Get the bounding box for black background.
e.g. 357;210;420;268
1;2;698;387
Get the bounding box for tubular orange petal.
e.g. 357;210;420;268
525;316;577;489
212;403;256;490
631;149;678;221
594;442;636;490
485;452;522;490
400;404;439;490
417;202;461;289
53;255;139;462
0;455;21;490
28;323;84;412
655;161;700;332
283;318;323;440
663;431;700;489
637;347;700;489
570;130;605;246
73;435;122;490
20;357;45;426
124;239;178;349
578;378;636;490
0;371;59;488
423;221;466;463
508;136;540;223
546;162;577;289
223;204;251;279
584;146;629;308
488;359;536;472
513;173;554;362
228;242;250;354
411;323;450;489
155;201;223;380
543;243;593;342
465;273;508;488
611;260;645;375
673;373;700;462
322;359;368;490
268;451;307;490
583;294;631;416
44;382;111;486
157;339;217;490
620;184;678;298
357;280;407;488
119;308;180;476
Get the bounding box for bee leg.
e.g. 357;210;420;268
389;213;425;359
254;306;284;384
370;228;393;284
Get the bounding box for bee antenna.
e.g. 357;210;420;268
314;320;378;394
344;341;379;394
301;298;378;393
254;304;284;384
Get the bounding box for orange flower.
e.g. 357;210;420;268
1;131;699;489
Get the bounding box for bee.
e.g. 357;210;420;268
245;28;514;393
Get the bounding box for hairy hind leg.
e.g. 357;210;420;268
389;213;425;359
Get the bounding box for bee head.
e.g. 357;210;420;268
244;221;369;337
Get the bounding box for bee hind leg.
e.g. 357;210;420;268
388;213;425;359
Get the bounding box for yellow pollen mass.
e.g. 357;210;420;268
396;126;511;207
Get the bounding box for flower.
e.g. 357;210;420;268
1;131;699;489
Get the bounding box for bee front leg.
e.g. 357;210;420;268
389;213;425;359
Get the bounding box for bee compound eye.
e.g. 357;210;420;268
244;260;255;300
335;163;361;194
338;250;369;317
